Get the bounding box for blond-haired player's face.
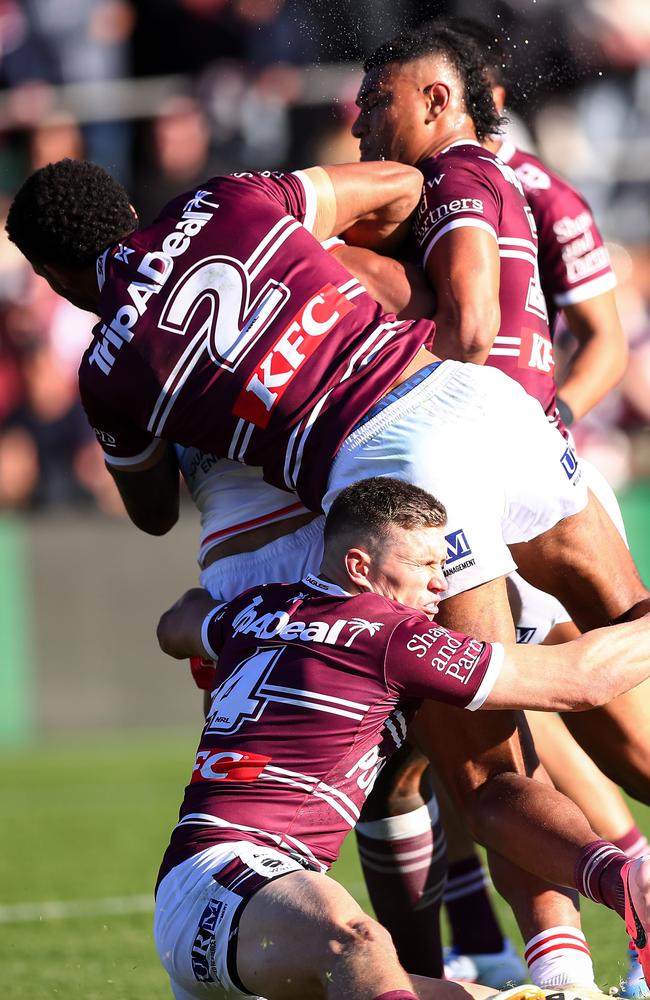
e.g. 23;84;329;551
366;523;448;618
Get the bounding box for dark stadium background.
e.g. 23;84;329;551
0;2;649;997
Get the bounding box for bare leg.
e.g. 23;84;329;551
526;710;636;842
433;581;582;944
511;491;650;803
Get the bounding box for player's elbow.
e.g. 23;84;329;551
436;301;499;363
129;503;179;536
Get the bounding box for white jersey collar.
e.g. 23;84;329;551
438;138;481;156
302;573;352;598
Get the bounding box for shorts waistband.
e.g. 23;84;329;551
357;361;442;428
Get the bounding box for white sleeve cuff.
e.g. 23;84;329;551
200;604;225;660
465;642;505;711
292;169;317;233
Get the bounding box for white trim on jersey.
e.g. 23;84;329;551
227;418;247;461
498;236;538;255
465;642;504;711
102;436;162;469
260;683;368;721
302;573;351;597
422;217;498;267
499;248;538;268
336;276;367;302
292;170;317;234
201;605;226;660
339;321;405;382
337;276;361;294
147;325;208;435
260;764;360;828
489;335;522;358
553;270;617;306
248;219;302;281
174;812;327;870
236;421;255;462
283;389;334;491
244;215;298;274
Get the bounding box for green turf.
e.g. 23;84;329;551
1;729;648;998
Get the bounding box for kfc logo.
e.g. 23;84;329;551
233;283;356;427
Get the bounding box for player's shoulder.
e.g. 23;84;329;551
499;141;589;206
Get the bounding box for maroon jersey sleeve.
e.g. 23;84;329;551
413;147;502;266
228;170;318;233
385;617;504;710
79;363;160;466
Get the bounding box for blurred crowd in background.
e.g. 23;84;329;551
0;0;649;514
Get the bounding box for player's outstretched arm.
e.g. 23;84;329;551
157;588;220;660
556;289;628;424
304;162;423;249
107;441;180;535
483;614;650;711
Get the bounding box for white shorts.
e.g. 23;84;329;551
323;361;589;598
199;517;325;602
507;456;628;643
154;841;307;1000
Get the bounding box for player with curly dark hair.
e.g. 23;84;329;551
6;158;136;271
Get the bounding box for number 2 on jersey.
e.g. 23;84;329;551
159;256;289;372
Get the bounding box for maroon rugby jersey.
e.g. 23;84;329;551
413;140;557;420
157;574;502;885
79;171;431;511
496;139;616;335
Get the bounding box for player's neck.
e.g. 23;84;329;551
418;125;479;162
483;136;501;155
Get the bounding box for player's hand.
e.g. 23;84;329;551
157;588;218;660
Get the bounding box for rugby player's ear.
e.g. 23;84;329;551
424;82;450;123
345;547;373;592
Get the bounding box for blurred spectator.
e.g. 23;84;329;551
133;95;216;224
0;337;123;512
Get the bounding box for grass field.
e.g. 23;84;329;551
1;726;648;1000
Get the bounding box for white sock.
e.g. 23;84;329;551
524;926;596;988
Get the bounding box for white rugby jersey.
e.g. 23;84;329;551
176;446;309;566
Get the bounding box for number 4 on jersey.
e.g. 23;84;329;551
206;646;285;734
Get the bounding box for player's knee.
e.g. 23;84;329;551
323;913;395;969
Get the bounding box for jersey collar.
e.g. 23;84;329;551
302;573;352;598
438;138;481;156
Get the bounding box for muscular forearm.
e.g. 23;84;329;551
307;163;423;247
488;615;650;711
557;292;628;421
